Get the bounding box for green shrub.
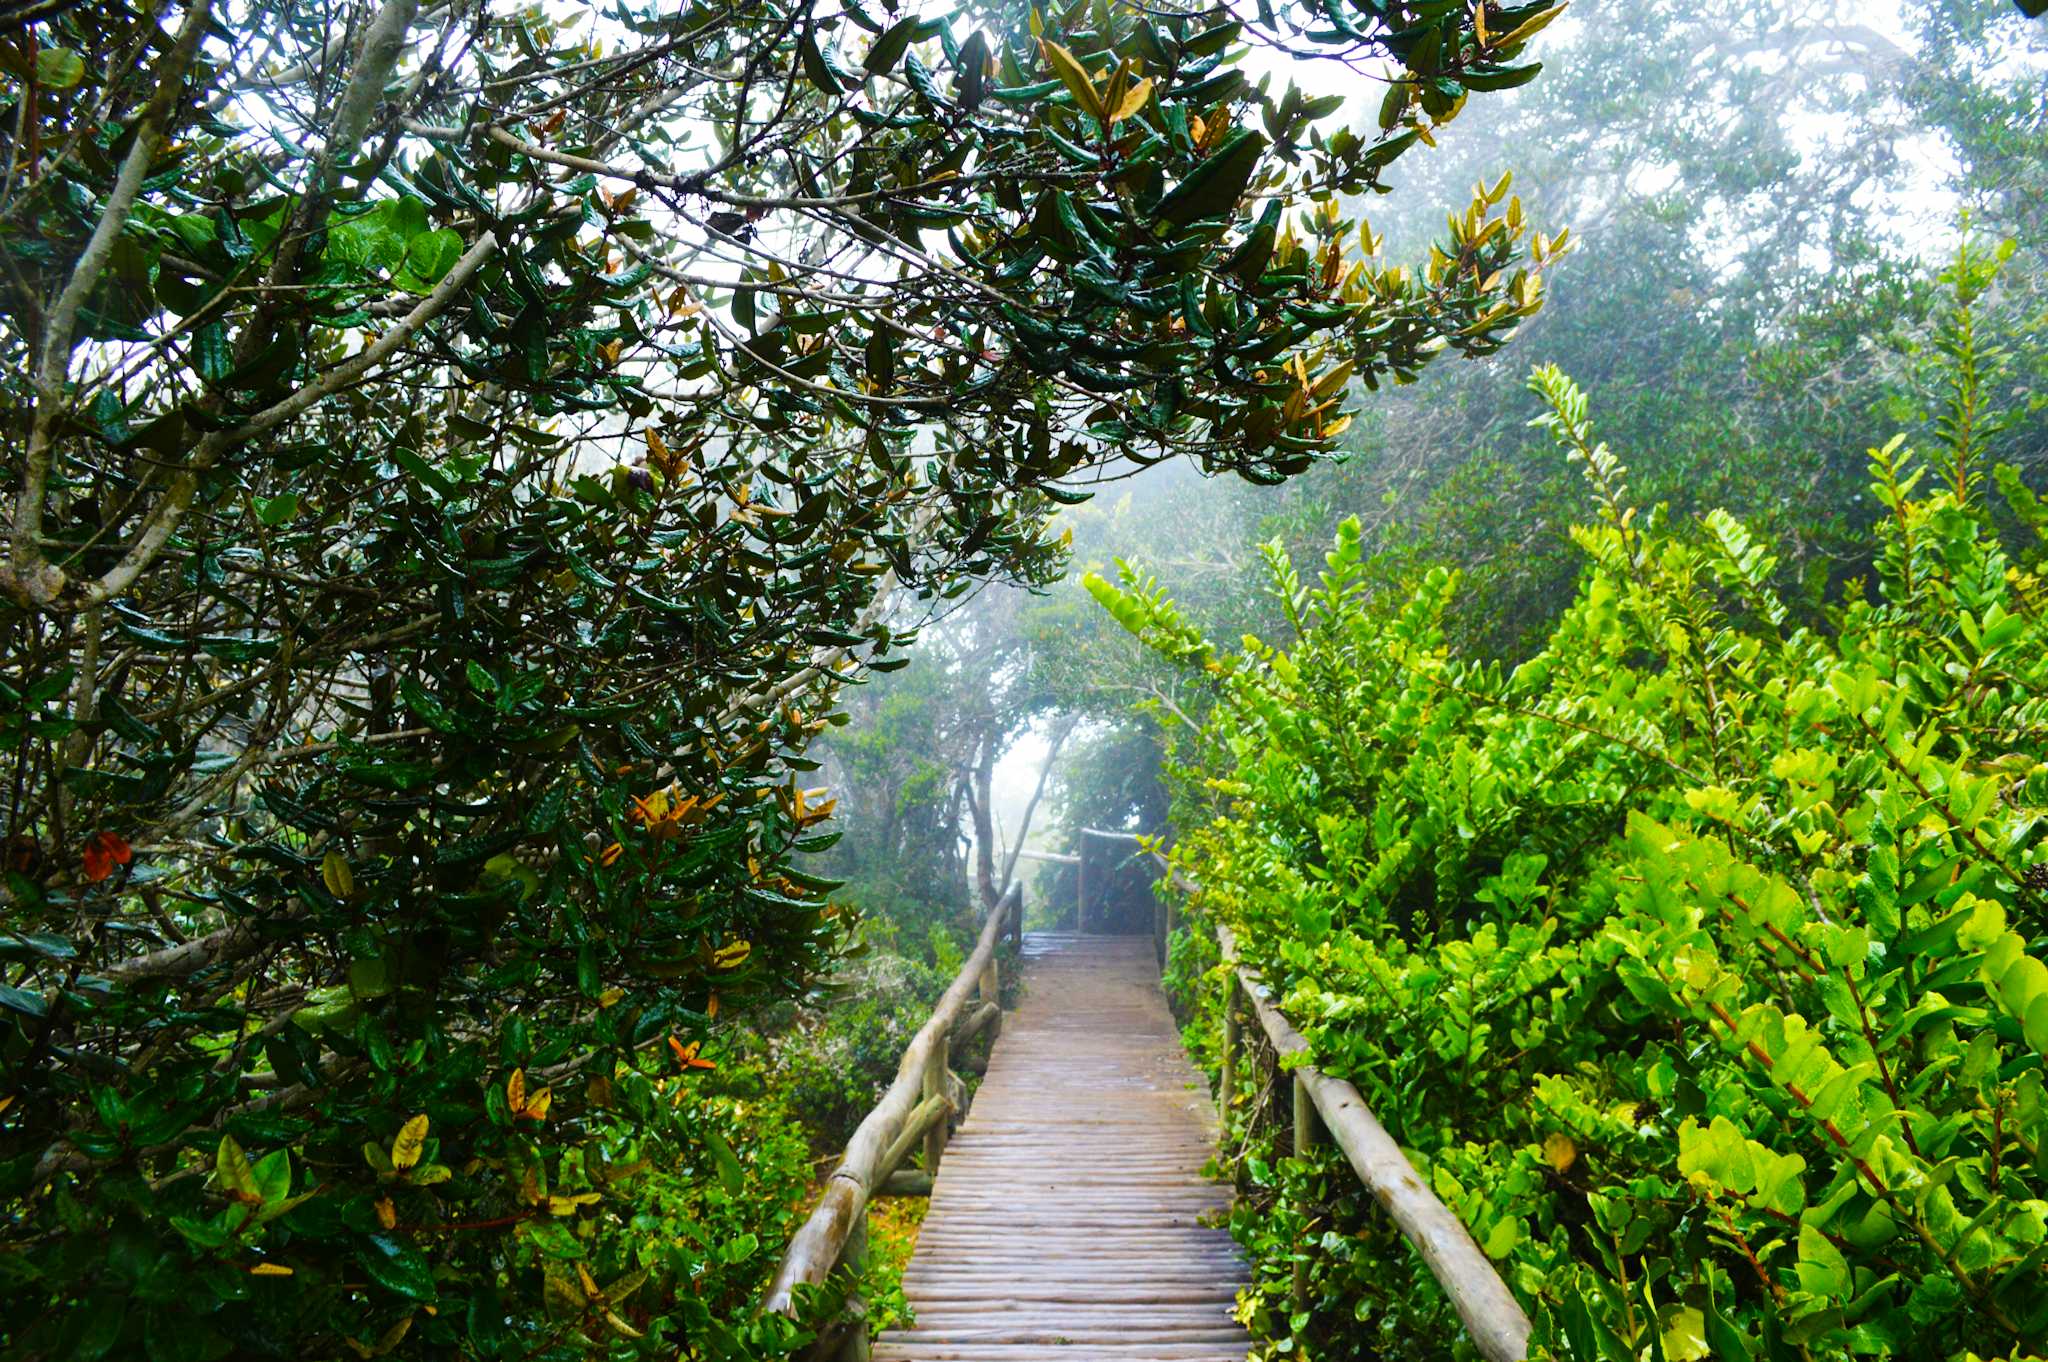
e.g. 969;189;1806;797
1095;258;2048;1360
767;952;950;1151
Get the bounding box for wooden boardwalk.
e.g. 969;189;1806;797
876;933;1249;1361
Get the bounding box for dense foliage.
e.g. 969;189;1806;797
1049;0;2048;669
1094;255;2048;1359
0;0;1570;1355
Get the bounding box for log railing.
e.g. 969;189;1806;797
762;881;1023;1358
1161;861;1532;1362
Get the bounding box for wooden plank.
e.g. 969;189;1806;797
764;893;1012;1315
875;935;1248;1362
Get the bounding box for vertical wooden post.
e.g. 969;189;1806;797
1292;1070;1316;1314
1218;973;1239;1115
1008;883;1023;952
1293;1071;1317;1154
832;1212;871;1362
922;1033;949;1173
1075;833;1088;934
979;954;999;1007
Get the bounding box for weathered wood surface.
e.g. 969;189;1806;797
876;933;1248;1362
764;890;1014;1316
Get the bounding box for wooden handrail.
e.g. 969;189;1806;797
1011;848;1079;866
1161;858;1532;1362
762;882;1018;1321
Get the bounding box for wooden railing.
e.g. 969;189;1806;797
763;848;1528;1362
762;882;1023;1359
1167;847;1531;1362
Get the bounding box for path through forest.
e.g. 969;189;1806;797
876;934;1249;1360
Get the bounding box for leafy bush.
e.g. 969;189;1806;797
766;951;951;1150
1096;253;2048;1360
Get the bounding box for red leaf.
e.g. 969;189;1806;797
82;831;132;883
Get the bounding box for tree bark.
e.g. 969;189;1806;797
996;716;1073;898
969;730;1000;910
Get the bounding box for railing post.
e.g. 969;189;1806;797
832;1212;871;1362
1292;1070;1316;1314
1218;972;1239;1116
922;1033;950;1173
1008;882;1023;952
979;954;999;1007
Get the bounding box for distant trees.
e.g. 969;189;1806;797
815;585;1059;947
1271;0;2048;653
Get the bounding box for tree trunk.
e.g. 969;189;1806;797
997;716;1074;896
970;731;1000;910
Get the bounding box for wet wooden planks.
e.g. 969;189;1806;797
876;933;1248;1362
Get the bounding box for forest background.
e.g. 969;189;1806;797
833;0;2046;1013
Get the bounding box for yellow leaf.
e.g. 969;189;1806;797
375;1196;397;1229
506;1068;526;1113
1037;39;1103;119
548;1192;601;1215
605;1309;645;1339
598;987;625;1008
710;939;752;969
250;1262;294;1276
391;1113;429;1171
373;1317;413;1357
1490;1;1566;50
1110;76;1153;123
577;1262;601;1298
1311;359;1357;401
520;1086;553;1122
1660;1305;1710;1361
1542;1132;1578;1172
216;1133;259;1201
321;850;354;899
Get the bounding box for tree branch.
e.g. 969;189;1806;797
34;230;501;612
5;0;213;609
997;716;1074;897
